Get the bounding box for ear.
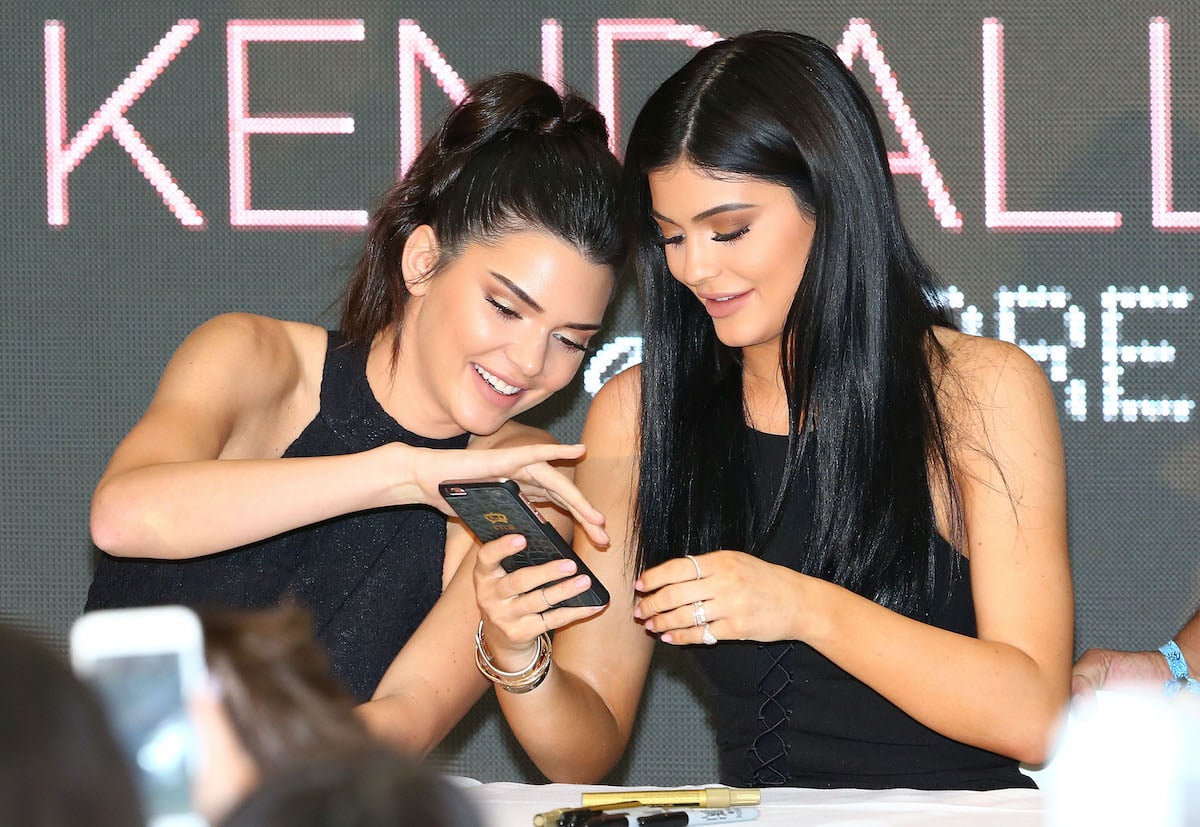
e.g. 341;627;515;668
400;224;439;297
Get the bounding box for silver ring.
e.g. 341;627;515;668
692;600;708;627
540;587;553;609
540;613;550;633
701;624;718;645
685;554;703;581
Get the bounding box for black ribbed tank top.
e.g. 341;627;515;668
687;429;1034;790
86;331;469;700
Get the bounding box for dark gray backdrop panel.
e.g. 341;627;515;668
2;0;1197;784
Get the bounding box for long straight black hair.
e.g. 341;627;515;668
626;31;962;617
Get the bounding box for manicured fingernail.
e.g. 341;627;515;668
510;535;525;548
634;579;644;591
557;560;575;573
632;605;644;619
661;633;673;643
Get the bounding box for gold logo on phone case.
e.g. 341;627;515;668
484;512;509;524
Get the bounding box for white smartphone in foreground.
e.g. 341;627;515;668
70;606;208;827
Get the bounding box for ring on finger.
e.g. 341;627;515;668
540;587;553;609
540;612;550;634
702;623;718;646
692;600;709;627
685;554;703;580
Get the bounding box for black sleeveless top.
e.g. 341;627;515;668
86;331;470;701
687;429;1034;790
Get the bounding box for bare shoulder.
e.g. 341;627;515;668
176;313;318;374
930;327;1064;490
162;313;325;402
148;314;328;457
932;326;1055;422
583;364;642;442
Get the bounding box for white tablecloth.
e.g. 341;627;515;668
460;782;1046;827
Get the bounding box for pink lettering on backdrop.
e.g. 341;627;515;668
398;20;468;174
1149;17;1200;230
595;19;721;154
542;19;564;93
837;19;962;230
227;20;366;229
982;18;1121;231
45;19;203;227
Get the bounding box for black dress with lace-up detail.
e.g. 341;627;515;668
686;428;1034;790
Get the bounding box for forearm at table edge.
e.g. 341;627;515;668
497;664;638;783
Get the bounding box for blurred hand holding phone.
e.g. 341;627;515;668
71;605;209;827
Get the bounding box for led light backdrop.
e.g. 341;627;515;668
2;1;1198;782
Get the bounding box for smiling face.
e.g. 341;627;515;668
647;160;816;364
392;228;613;438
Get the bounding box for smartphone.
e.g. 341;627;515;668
439;478;609;607
70;606;208;827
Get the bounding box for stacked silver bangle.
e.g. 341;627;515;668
475;620;552;694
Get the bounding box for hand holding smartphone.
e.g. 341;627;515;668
440;478;609;608
70;605;209;827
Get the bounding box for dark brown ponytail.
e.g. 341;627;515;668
340;73;623;349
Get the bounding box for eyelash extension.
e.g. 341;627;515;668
654;226;749;246
488;295;590;354
713;226;750;243
486;295;521;319
555;335;590;354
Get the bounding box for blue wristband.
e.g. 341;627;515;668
1158;640;1200;696
1159;640;1191;682
1163;678;1200;697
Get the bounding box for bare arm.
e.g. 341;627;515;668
471;367;654;781
638;336;1074;764
1177;610;1200;666
361;421;591;753
89;313;379;558
1072;608;1200;695
90;315;606;559
844;338;1073;761
360;537;490;753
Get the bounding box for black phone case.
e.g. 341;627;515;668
439;478;609;608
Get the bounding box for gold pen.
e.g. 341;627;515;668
580;787;760;808
532;801;641;826
532;808;575;827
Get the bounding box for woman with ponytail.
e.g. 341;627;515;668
85;73;625;727
473;33;1073;789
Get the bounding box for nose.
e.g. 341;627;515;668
505;329;550;380
678;235;719;287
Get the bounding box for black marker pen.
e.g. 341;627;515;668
638;807;760;826
586;807;759;827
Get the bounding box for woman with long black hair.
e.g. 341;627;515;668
471;32;1072;789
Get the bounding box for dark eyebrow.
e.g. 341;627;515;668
652;202;757;225
489;272;602;331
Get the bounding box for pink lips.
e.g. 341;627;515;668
471;364;525;409
699;290;751;318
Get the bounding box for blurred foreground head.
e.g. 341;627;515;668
199;603;372;768
218;743;483;827
0;623;142;827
